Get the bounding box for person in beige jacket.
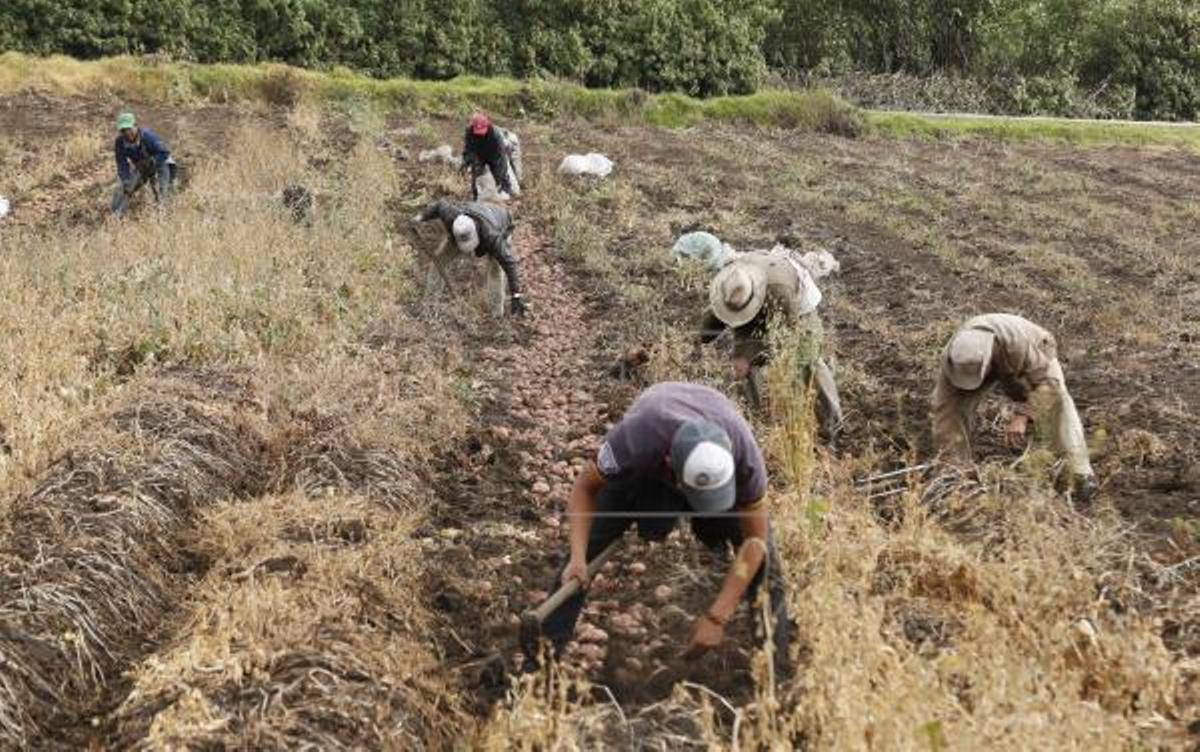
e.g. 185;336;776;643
700;252;843;437
932;313;1097;500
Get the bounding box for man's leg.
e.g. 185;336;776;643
734;338;767;412
1031;361;1095;480
811;358;844;437
155;162;173;205
792;313;843;435
485;257;506;317
743;365;766;412
111;181;129;216
931;375;986;462
504;129;524;183
486;156;513;197
111;176;140;216
540;480;639;654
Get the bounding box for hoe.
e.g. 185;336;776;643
519;538;622;666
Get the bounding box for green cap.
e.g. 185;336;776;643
116;112;136;130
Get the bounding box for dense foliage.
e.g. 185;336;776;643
0;0;1196;118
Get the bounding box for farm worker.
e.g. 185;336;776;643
699;251;843;435
413;198;527;317
461;113;522;200
932;313;1098;501
111;112;174;216
542;382;790;667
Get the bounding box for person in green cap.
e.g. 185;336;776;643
111;112;175;216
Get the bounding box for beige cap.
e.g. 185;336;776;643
944;328;995;390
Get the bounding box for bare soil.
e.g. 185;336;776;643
1;94;1197;746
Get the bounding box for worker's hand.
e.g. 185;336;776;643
510;294;527;317
732;356;752;380
683;613;726;660
561;557;590;590
1004;413;1030;448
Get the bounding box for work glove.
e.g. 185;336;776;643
510;294;527;317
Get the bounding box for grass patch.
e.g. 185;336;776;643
0;53;860;133
868;111;1200;151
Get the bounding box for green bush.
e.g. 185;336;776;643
0;0;770;96
0;0;1196;119
1081;0;1200;120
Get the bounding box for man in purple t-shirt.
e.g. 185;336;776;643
539;382;790;666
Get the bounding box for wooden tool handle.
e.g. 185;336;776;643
529;538;622;623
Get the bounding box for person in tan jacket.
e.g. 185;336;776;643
700;252;843;436
932;313;1098;500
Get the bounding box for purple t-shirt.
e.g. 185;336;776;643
596;382;767;507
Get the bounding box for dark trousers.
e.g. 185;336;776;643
470;156;513;198
542;474;791;657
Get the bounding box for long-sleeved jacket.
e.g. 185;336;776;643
462;126;506;168
114;127;170;182
418;199;522;296
931;313;1094;477
462;126;513;194
699;252;822;365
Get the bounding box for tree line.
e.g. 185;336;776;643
1;0;1196;120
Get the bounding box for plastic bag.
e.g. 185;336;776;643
764;243;840;280
558;153;614;178
418;144;461;168
0;195;9;220
671;231;736;271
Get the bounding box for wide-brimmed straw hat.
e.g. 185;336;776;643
709;258;773;328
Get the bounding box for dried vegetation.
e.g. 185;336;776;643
0;78;1196;748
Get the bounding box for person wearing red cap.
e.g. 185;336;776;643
462;113;522;200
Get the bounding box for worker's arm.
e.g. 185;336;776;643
562;461;605;587
461;130;481;169
697;309;728;344
412;200;447;224
141;129;170;164
115;141;131;182
492;234;523;297
685;500;769;657
931;372;974;461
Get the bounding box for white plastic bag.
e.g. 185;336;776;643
558;153;614;178
764;243;840;280
798;249;840;279
672;231;736;271
0;195;9;220
418;144;461;168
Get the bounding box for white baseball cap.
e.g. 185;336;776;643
670;420;736;513
452;214;479;254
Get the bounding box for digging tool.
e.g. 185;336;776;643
519;538;622;663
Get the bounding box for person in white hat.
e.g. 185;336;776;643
933;313;1097;500
700;251;843;436
413;198;526;317
536;382;790;669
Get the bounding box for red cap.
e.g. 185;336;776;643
470;113;490;135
